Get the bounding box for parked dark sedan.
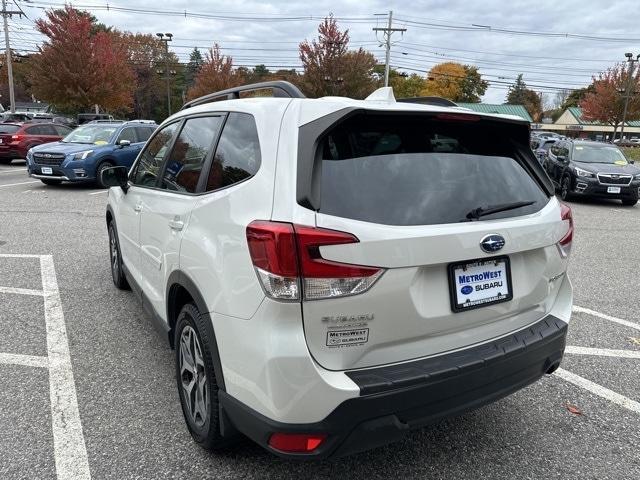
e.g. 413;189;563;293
545;139;640;206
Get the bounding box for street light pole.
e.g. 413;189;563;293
619;52;639;142
156;32;173;117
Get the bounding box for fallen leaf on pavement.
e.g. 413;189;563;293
629;337;640;346
565;404;583;415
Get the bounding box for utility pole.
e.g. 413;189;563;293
373;11;406;87
1;0;23;113
156;32;173;117
619;52;639;142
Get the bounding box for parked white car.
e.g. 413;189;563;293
103;81;573;459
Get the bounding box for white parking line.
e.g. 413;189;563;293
0;180;39;188
0;286;45;296
554;368;640;414
0;253;44;258
87;190;108;195
40;255;91;480
0;168;27;174
573;305;640;332
0;352;49;368
565;345;640;359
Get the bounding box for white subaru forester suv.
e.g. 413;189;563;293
102;81;573;459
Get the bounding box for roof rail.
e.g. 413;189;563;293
397;96;458;107
182;81;305;110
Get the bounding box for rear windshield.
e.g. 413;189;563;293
0;124;20;134
318;115;548;226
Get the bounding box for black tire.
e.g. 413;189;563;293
41;179;62;186
175;303;228;450
96;161;114;188
108;222;129;290
560;175;572;201
622;197;638;206
0;158;11;165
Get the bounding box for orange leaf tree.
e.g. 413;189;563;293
581;64;640;139
29;6;135;113
186;45;242;100
299;16;377;98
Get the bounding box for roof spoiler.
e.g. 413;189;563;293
397;96;458;107
182;81;306;110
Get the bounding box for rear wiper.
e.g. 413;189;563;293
463;200;536;221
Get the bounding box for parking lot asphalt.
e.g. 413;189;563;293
1;160;639;480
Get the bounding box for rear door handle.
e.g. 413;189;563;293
169;219;184;231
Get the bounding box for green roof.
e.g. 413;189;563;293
568;106;640;127
457;103;533;122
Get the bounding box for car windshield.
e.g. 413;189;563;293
62;125;117;144
573;145;628;164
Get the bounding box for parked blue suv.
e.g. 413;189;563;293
26;120;157;187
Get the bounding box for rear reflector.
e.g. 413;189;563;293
557;203;573;258
268;433;327;453
246;221;384;301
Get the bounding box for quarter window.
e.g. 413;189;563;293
131;122;180;187
161;116;223;193
206;112;261;192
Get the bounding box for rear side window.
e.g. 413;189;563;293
135;127;154;142
206;112;261;192
26;125;53;135
161;116;223;193
318;114;548;226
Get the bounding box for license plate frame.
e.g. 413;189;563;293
607;186;621;194
41;167;53;175
448;256;513;313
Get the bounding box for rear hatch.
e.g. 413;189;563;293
0;124;21;148
297;110;570;371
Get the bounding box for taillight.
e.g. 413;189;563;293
557;203;573;258
10;134;23;142
268;433;327;453
246;221;384;301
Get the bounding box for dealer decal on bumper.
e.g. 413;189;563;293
326;328;369;347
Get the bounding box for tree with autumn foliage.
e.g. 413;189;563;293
299;16;377;98
29;6;135;113
421;62;488;102
580;64;640;140
187;44;243;100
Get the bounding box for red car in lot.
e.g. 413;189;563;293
0;122;72;164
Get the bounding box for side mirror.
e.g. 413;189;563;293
101;166;129;192
118;139;131;147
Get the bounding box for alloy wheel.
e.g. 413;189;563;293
179;325;209;428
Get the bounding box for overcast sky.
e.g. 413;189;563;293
11;0;640;103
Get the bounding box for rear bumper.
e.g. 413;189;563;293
220;314;567;459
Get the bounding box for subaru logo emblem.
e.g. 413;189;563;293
460;285;473;295
480;234;505;253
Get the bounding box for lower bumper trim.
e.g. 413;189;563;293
30;174;70;181
219;314;568;459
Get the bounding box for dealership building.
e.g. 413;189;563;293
459;103;640;141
